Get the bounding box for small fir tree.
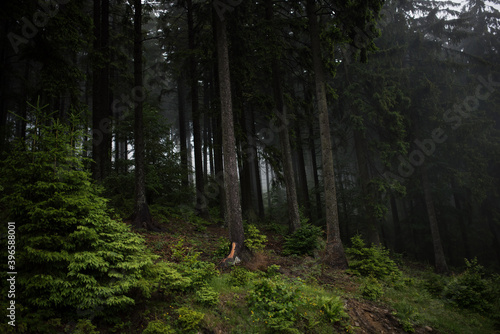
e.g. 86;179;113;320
0;101;157;321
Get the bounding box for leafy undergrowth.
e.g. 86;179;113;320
4;213;498;334
132;217;500;334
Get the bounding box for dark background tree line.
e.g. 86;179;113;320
1;0;499;273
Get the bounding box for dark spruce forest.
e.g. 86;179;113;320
1;0;500;333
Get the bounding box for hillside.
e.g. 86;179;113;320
115;214;499;334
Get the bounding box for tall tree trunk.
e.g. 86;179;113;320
177;76;189;187
92;0;111;181
295;119;311;220
336;165;350;241
307;0;348;269
239;107;258;221
131;0;153;230
203;78;210;180
187;0;208;218
390;194;402;253
211;14;225;219
266;160;271;211
451;180;471;259
250;108;265;218
216;16;250;262
353;129;381;245
422;169;448;273
266;0;300;233
305;84;322;221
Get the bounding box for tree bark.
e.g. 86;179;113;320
305;84;323;221
390;194;402;253
211;12;225;219
266;0;301;233
216;16;250;262
131;0;153;230
92;0;111;181
353;128;381;245
295;118;311;220
451;179;471;259
421;169;448;273
177;75;189;188
250;107;265;218
307;0;348;269
187;0;208;218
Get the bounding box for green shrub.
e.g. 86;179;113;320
229;266;252;287
177;259;218;288
264;264;281;278
168;238;219;288
422;271;448;297
392;301;418;333
244;224;268;252
69;319;100;334
283;224;323;256
317;295;348;324
360;276;384;300
155;262;193;292
142;320;175;334
211;237;231;262
346;235;401;281
0;103;158;323
247;276;305;333
195;286;219;306
176;307;204;331
443;258;495;312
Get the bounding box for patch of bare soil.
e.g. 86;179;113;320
346;299;435;334
346;298;405;333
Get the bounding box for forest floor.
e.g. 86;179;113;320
131;214;498;334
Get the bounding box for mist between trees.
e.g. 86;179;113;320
1;0;500;280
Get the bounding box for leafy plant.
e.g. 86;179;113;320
283;224;323;256
392;301;418;333
176;307;204;331
142;320;175;334
422;271;448;297
0;102;158;323
360;276;384;300
317;296;348;324
212;237;231;262
68;319;100;334
247;276;304;333
346;235;401;281
229;266;252;287
195;286;219;306
443;258;495;312
155;262;193;292
244;224;268;252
